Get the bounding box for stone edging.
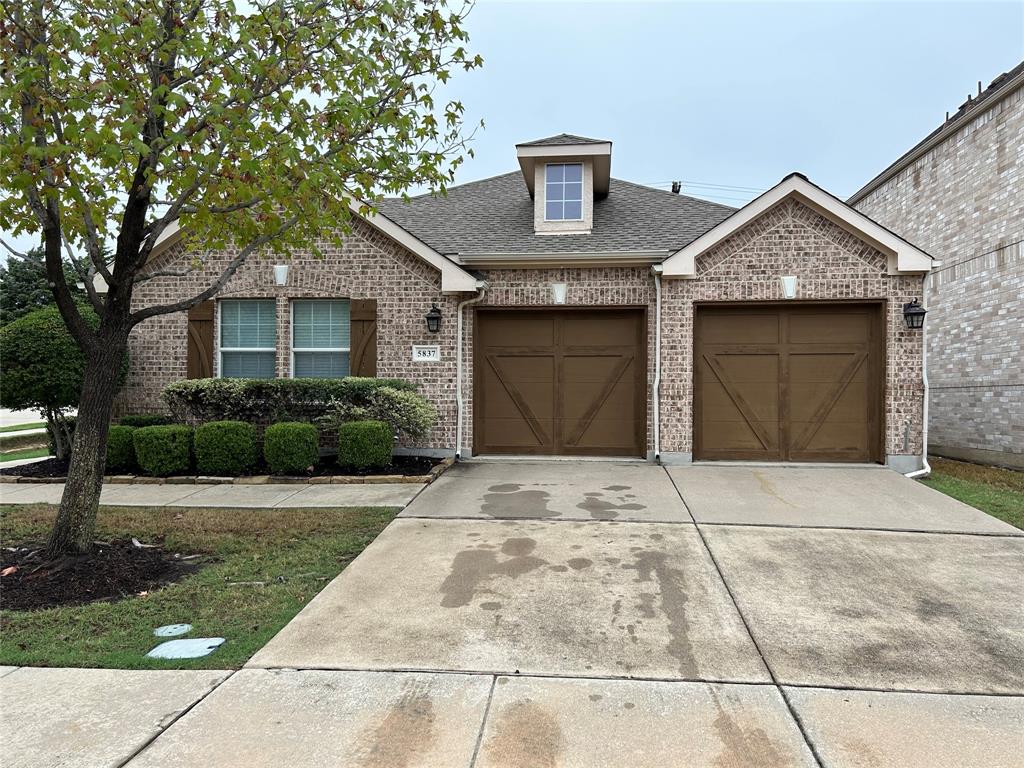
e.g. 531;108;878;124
0;457;454;486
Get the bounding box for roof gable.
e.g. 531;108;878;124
660;174;934;278
516;133;609;147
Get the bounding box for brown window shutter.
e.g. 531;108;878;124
186;301;215;379
349;299;377;377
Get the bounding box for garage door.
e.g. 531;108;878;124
474;309;646;456
694;304;883;462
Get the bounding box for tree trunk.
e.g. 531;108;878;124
46;333;127;557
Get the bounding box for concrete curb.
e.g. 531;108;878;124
0;457;455;487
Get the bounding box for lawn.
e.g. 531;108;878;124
0;447;49;463
0;422;45;434
0;504;395;669
922;457;1024;531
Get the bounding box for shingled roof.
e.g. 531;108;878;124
516;133;609;147
375;172;735;257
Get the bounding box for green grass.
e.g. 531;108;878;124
0;447;49;463
922;457;1024;531
0;422;45;434
0;504;396;669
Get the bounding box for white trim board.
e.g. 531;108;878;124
661;173;935;278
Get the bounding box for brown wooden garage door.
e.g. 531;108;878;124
474;308;646;456
694;303;883;462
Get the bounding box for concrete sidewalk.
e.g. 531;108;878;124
0;481;419;508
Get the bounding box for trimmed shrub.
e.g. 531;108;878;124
134;425;193;476
322;386;436;440
119;413;172;428
338;420;392;469
194;421;258;476
162;377;416;426
105;425;137;473
264;422;319;475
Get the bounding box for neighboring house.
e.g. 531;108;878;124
118;134;934;471
850;61;1024;470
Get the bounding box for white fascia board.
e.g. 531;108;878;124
660;175;935;278
459;250;668;268
515;142;612;159
349;199;478;293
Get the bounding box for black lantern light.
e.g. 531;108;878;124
425;303;442;333
903;299;927;330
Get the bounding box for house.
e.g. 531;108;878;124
850;61;1024;470
118;134;934;471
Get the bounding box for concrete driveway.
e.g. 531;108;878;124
12;463;1021;767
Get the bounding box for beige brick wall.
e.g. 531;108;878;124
117;217;463;450
660;199;925;459
121;198;924;463
854;85;1023;467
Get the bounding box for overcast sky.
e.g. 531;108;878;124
4;0;1022;256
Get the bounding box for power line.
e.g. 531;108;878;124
644;179;766;194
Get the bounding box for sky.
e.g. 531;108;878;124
432;0;1024;206
3;0;1023;255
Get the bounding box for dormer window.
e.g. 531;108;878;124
545;163;584;221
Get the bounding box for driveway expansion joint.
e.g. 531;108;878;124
468;675;498;768
118;669;237;768
665;466;828;768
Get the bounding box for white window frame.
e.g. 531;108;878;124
544;162;584;222
289;299;352;379
218;298;277;379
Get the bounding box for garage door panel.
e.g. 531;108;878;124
700;313;781;344
696;304;881;463
476;310;644;456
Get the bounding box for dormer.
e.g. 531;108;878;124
516;134;612;235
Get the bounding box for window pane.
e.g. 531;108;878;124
563;163;582;183
221;351;275;378
563;200;582;220
546;164;563;182
221;299;274;348
293;351;350;378
545;201;563;220
564;181;583;202
292;300;350;349
546;182;563;202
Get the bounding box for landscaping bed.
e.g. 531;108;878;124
0;503;395;668
0;453;447;482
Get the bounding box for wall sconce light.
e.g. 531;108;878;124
425;303;442;333
903;299;927;329
273;264;289;286
550;282;568;305
780;275;797;300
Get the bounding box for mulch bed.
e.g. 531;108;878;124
1;454;440;480
1;540;202;611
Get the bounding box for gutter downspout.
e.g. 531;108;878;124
651;265;663;463
904;291;931;479
455;281;488;459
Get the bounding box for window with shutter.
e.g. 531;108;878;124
219;299;276;378
291;299;351;378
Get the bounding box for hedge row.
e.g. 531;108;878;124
162;377;416;426
101;419;393;476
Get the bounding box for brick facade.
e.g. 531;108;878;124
119;198;925;466
854;83;1023;468
660;199;924;461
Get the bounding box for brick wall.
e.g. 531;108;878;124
854;85;1023;467
121;198;924;463
117;217;464;450
660;199;925;460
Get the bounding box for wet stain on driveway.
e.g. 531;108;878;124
440;538;547;608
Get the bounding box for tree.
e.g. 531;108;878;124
0;0;481;556
0;248;84;326
0;306;129;458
